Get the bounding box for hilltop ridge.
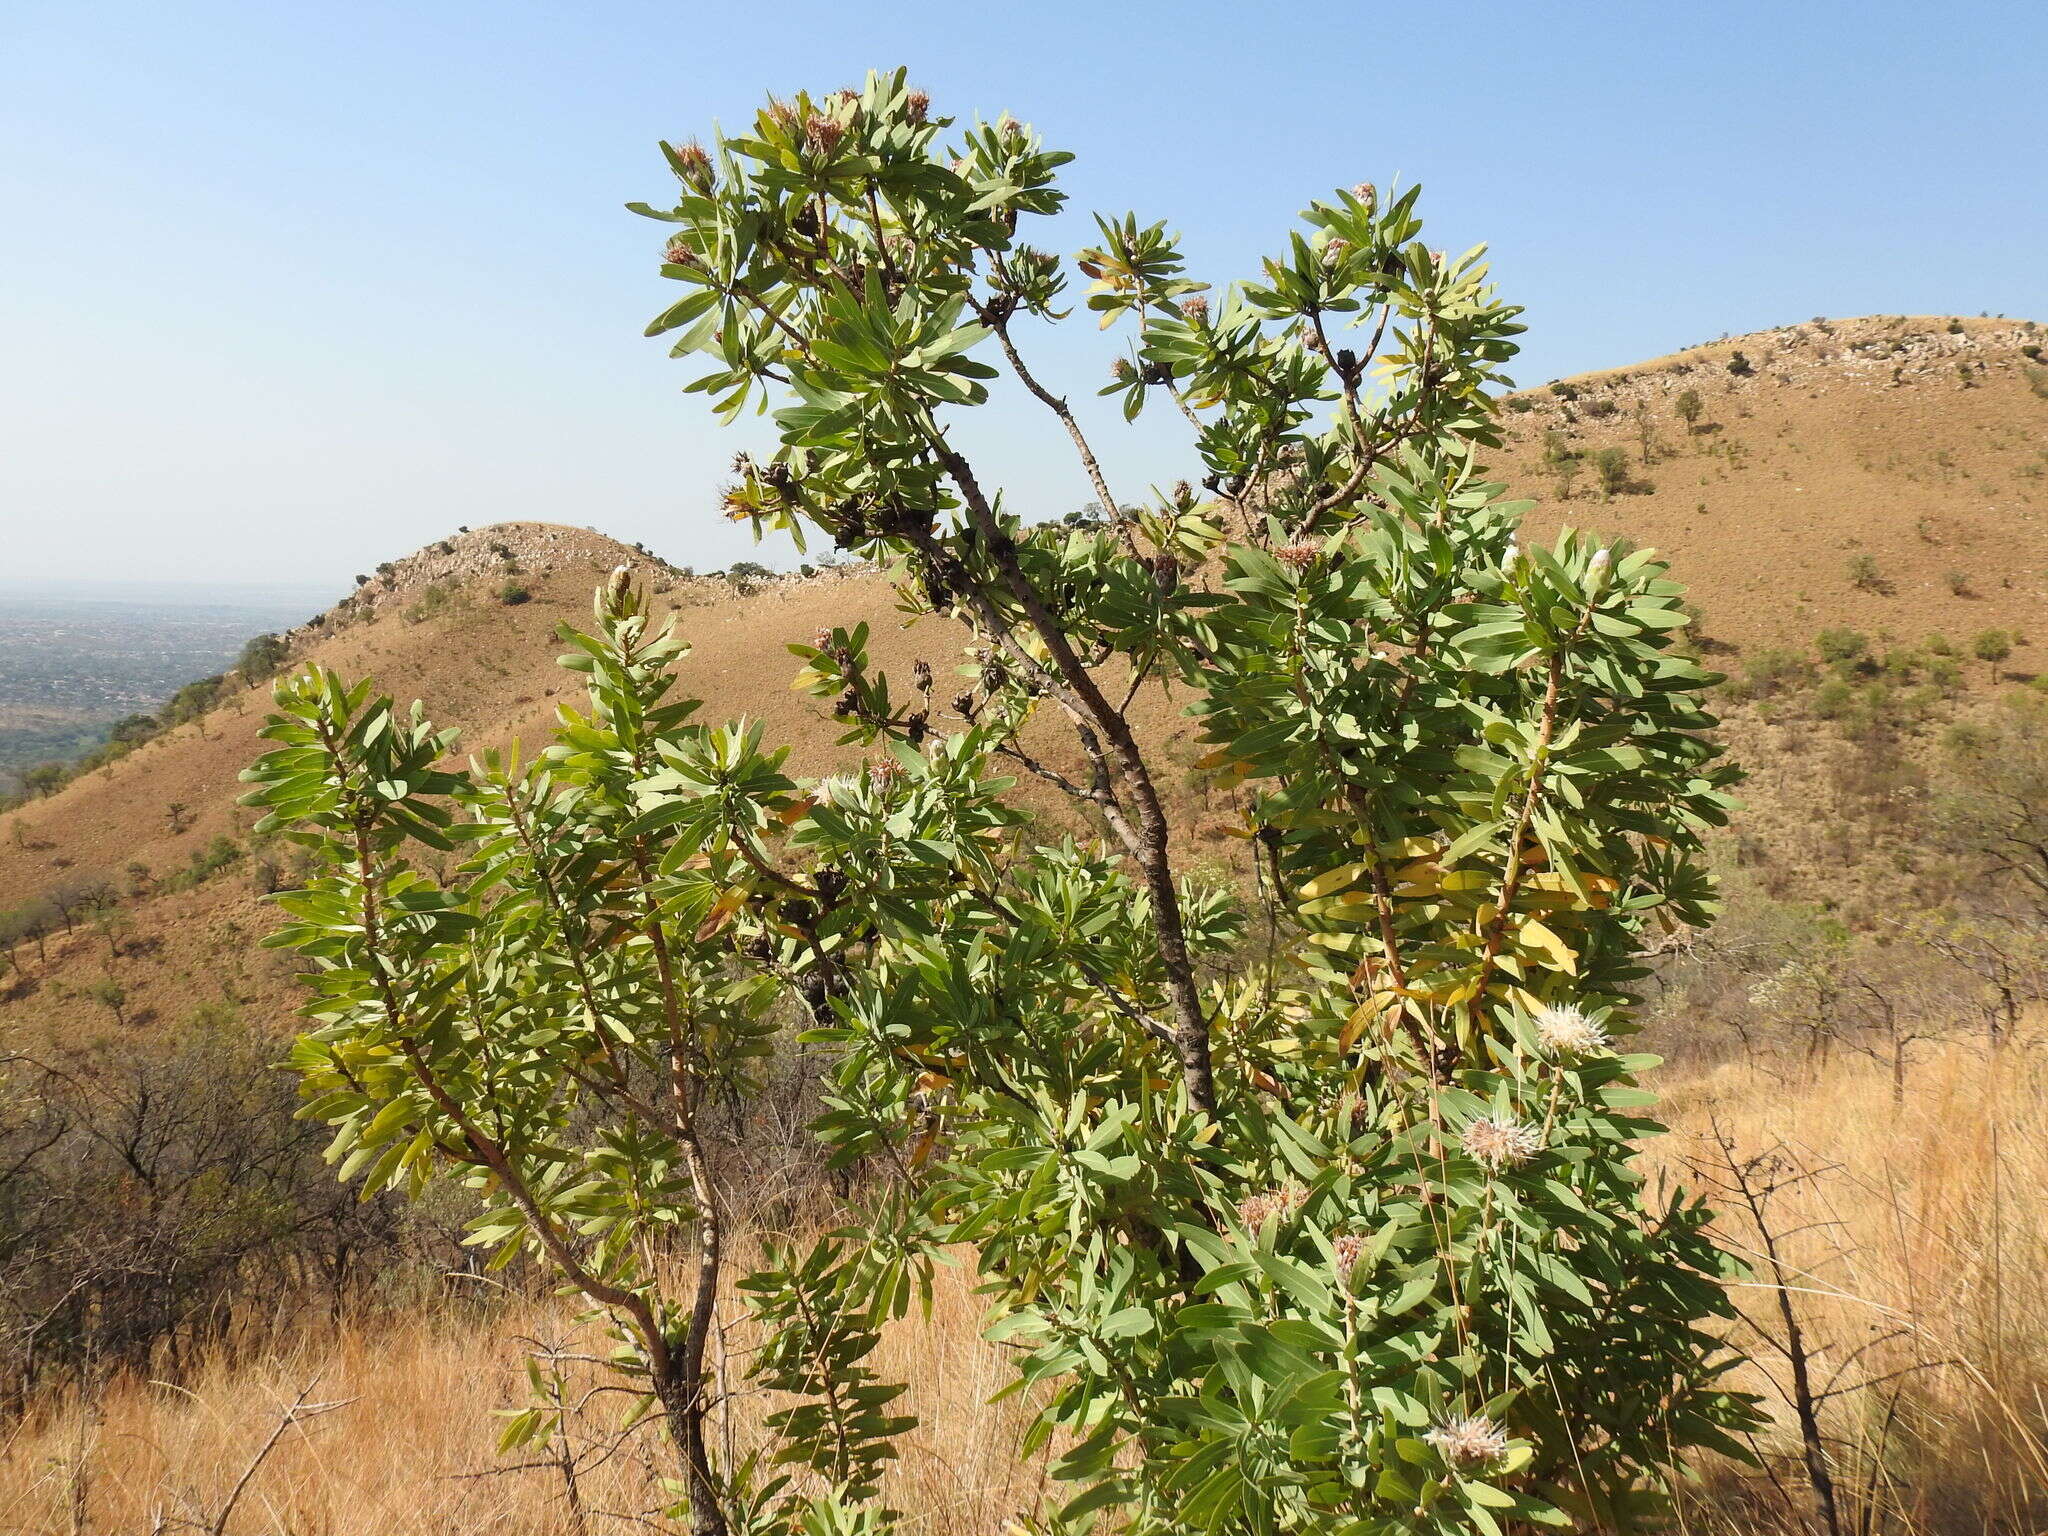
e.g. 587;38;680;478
2;313;2043;1041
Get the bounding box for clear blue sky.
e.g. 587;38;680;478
3;0;2042;591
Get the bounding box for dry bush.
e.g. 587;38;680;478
8;1032;2048;1535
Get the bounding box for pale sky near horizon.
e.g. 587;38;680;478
2;0;2043;595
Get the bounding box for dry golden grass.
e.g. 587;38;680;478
0;1253;1045;1536
7;1028;2048;1534
1653;1026;2048;1532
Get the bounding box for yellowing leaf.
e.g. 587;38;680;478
1519;917;1579;975
1299;863;1366;900
1341;992;1399;1051
693;887;746;943
1374;836;1439;859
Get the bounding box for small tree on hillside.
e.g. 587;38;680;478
254;73;1757;1536
1675;387;1704;435
1973;627;2013;682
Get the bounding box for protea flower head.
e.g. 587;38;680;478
1424;1414;1509;1467
904;89;931;123
1535;1002;1612;1058
670;138;713;191
1275;543;1322;570
1331;1233;1368;1280
1351;181;1377;207
663;238;701;268
1462;1114;1543;1171
1235;1185;1307;1231
1589;547;1611;573
1179;295;1210;323
804;114;845;154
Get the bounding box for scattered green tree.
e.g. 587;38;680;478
1675;388;1704;435
1974;627;2014;682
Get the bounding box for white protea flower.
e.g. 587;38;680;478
1589;547;1611;573
814;773;862;808
1535;1002;1612;1059
1462;1114;1543;1171
1424;1414;1510;1467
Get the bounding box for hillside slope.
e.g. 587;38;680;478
3;314;2043;1040
1499;314;2046;660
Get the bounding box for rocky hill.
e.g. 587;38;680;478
2;314;2042;1041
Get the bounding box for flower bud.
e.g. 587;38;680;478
670;138;713;192
1351;182;1377;208
904;89;931;123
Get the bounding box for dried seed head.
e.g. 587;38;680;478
1535;1002;1612;1058
866;760;906;791
663;238;701;268
904;89;931;123
1462;1114;1543;1171
1300;324;1325;353
1424;1414;1509;1468
1110;357;1137;383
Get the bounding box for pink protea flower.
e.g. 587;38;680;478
1424;1414;1509;1467
1275;543;1322;570
1462;1114;1542;1171
670;139;713;191
803;115;845;154
1179;295;1210;323
1235;1185;1307;1231
1331;1232;1368;1281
